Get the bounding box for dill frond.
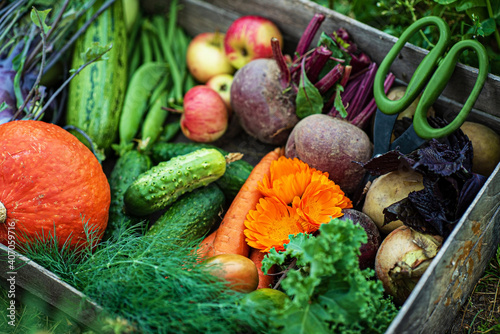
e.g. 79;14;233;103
17;219;272;333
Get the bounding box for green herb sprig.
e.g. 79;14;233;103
18;224;270;333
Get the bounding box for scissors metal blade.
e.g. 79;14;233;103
390;123;427;154
372;108;398;157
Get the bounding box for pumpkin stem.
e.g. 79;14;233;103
0;201;5;224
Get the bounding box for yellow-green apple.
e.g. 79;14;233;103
181;85;228;142
206;73;234;114
224;15;283;69
186;32;235;83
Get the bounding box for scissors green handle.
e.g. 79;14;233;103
373;16;489;139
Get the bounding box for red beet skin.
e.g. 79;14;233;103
230;58;299;145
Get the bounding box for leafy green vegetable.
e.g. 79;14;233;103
296;60;324;119
333;83;348;118
30;8;52;34
262;219;398;333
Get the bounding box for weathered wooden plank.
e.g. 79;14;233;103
385;164;500;333
0;244;105;332
176;0;500;118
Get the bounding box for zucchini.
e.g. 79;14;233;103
66;0;127;156
104;150;152;240
151;142;253;199
124;148;226;216
146;183;225;247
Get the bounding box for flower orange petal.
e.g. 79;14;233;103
244;197;307;252
258;157;326;205
294;176;353;231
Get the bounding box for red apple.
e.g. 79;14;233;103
224;15;283;69
186;32;235;83
181;85;228;142
206;73;234;114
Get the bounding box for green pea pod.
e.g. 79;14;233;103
112;62;169;156
138;90;169;153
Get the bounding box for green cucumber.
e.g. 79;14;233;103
146;183;225;247
105;150;152;240
124;148;226;216
151;142;253;199
66;0;127;156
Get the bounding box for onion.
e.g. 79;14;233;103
374;226;443;305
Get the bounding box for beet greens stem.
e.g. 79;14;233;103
304;46;332;83
351;72;396;128
271;37;291;89
346;62;377;121
294;13;325;60
314;64;344;95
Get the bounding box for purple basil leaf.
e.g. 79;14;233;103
407;187;453;236
357;150;415;176
456;173;487;218
413;139;469;177
383;196;442;236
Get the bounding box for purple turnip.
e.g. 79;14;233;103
339;209;381;270
375;226;443;305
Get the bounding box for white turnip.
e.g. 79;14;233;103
375;226;443;305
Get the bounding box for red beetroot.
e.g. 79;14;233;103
230;58;299;145
285;114;372;196
339;209;381;270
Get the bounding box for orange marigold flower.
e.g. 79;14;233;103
258;156;325;205
245;156;353;251
293;173;353;232
244;197;307;252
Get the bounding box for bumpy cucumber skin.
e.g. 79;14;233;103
105;150;152;239
151;142;253;199
66;0;127;154
146;183;225;247
124;148;226;216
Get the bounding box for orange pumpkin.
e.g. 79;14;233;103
0;120;110;249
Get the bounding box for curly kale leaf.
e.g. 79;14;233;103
262;219;398;333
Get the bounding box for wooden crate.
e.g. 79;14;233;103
136;1;500;333
1;1;499;333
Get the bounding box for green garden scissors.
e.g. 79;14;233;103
372;15;489;156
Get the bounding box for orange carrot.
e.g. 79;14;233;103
250;247;277;289
197;230;217;258
207;147;284;257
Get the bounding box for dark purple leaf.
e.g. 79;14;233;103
456;173;487;217
412;139;471;177
356;150;415;176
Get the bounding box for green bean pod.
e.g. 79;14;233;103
138;90;169;153
154;14;183;106
112;62;169;156
158;119;181;142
